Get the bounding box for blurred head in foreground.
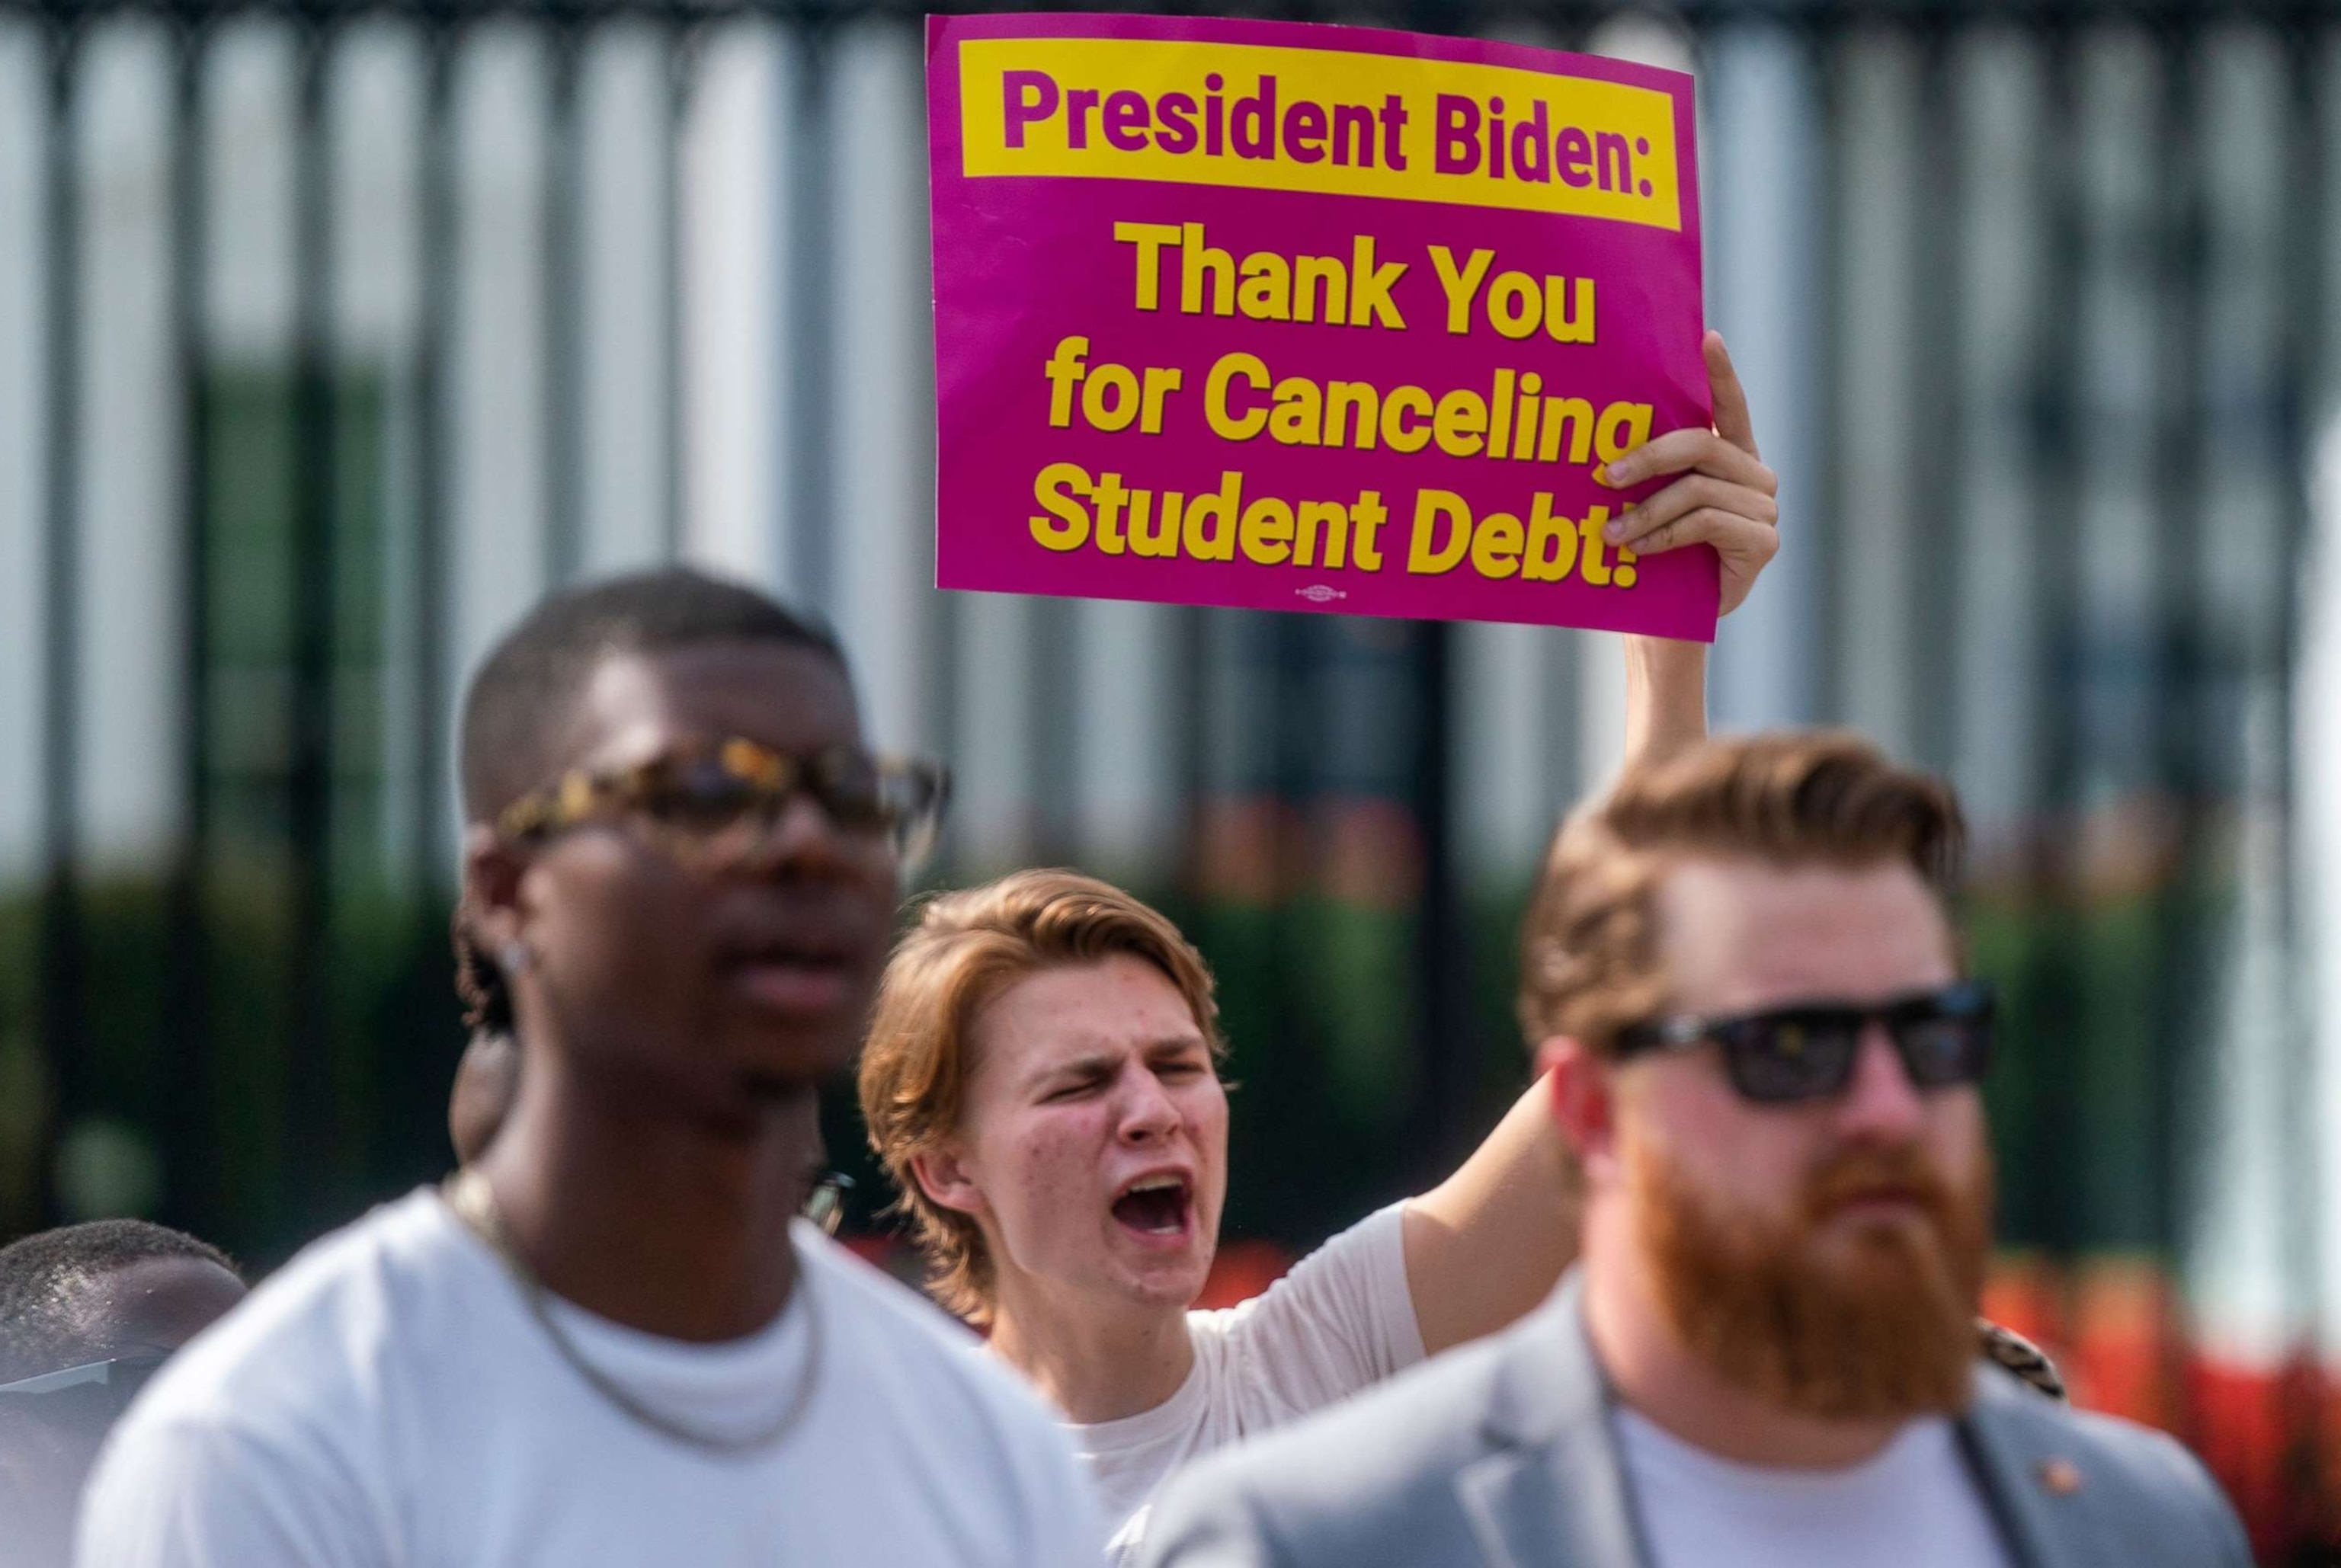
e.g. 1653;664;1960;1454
859;870;1228;1330
1525;731;1990;1425
0;1221;245;1565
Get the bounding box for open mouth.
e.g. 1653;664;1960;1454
1111;1175;1192;1239
720;945;854;1015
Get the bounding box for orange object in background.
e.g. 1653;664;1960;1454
1982;1250;2341;1562
1196;1239;1296;1310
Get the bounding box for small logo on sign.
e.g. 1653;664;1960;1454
1297;585;1347;605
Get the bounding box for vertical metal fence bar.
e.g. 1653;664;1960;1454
543;21;581;586
1264;610;1306;1182
1909;24;1962;777
283;20;339;1226
410;29;453;904
1172;603;1209;904
36;18;84;1228
2145;19;2205;1445
660;20;686;562
782;23;828;600
2025;23;2087;1266
1809;24;1846;725
1407;619;1470;1174
161;13;213;1236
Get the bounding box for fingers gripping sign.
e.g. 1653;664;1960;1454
1594;331;1779;617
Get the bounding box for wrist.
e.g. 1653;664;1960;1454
1624;635;1708;681
1621;636;1709;769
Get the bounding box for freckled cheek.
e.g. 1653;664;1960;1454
999;1115;1114;1242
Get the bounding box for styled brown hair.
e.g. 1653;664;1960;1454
1518;731;1965;1057
858;869;1225;1322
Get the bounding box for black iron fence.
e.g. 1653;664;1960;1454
2;0;2339;1555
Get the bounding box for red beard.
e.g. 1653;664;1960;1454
1630;1128;1994;1421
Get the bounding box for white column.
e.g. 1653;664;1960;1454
951;592;1036;872
206;23;296;365
1073;597;1179;880
1459;621;1565;881
332;21;427;878
825;21;937;754
1702;27;1821;733
0;22;45;886
678;22;784;590
579;22;674;578
76;21;184;872
449;24;551;701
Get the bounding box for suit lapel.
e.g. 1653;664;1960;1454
1958;1379;2114;1568
1452;1275;1648;1568
1457;1419;1645;1568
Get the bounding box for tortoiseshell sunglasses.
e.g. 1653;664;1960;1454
496;736;950;874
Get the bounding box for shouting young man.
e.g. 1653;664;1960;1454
1141;733;2248;1568
859;331;1781;1564
80;571;1104;1568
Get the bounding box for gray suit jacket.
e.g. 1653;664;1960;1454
1139;1274;2250;1568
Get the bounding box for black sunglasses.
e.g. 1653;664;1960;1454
1612;981;1995;1105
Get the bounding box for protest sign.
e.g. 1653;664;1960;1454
927;13;1714;638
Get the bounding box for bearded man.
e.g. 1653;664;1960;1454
1141;731;2247;1568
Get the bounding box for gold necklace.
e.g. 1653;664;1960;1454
441;1168;821;1454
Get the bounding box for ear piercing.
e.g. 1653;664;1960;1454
498;939;535;977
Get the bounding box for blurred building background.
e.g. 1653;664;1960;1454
1;0;2339;1554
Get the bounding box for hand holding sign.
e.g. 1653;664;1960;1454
930;14;1716;638
1600;331;1779;618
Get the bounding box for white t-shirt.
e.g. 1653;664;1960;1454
1072;1203;1424;1566
1615;1406;2019;1568
78;1190;1105;1568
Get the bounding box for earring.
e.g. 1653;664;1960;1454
498;939;533;977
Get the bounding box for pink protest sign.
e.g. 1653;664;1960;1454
927;13;1714;638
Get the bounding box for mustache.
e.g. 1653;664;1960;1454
1800;1144;1958;1227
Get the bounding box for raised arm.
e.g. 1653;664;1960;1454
1619;331;1777;770
1401;331;1778;1358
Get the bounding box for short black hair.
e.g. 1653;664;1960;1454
0;1221;241;1382
453;568;847;1034
458;567;845;825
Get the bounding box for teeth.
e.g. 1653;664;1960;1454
1126;1176;1184;1195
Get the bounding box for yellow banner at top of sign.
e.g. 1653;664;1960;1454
959;37;1682;230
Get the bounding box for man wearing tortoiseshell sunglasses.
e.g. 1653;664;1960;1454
79;571;1103;1568
1145;733;2247;1568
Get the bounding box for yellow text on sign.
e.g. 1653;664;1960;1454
959;37;1682;230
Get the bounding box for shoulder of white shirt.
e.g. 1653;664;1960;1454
120;1192;1068;1445
107;1190;455;1433
796;1227;1083;1428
